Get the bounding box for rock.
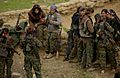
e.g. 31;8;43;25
90;0;97;2
100;0;109;3
86;1;96;7
79;0;89;3
0;0;109;20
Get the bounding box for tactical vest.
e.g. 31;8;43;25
79;18;93;38
23;35;36;53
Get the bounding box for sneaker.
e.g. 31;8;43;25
46;53;54;59
43;54;49;59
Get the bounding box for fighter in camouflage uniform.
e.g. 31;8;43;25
21;27;42;78
79;7;94;69
44;4;62;59
95;15;116;72
0;27;15;78
64;6;82;62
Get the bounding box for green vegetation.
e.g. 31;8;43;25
0;0;69;12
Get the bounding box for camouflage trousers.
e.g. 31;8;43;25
77;38;84;64
45;31;60;54
80;38;93;68
106;43;117;69
65;40;73;59
69;35;79;60
36;25;46;47
0;56;5;78
24;55;42;78
65;30;74;59
0;56;13;78
97;41;117;69
97;45;106;69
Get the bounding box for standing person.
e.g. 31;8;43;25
21;27;42;78
105;9;119;69
28;4;46;47
95;15;115;73
79;7;94;69
77;7;87;64
106;9;120;41
69;6;85;63
63;30;74;61
93;14;101;63
64;6;82;62
0;28;15;78
44;4;62;59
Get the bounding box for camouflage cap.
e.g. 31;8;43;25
0;19;4;27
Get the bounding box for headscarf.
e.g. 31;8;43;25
50;4;58;12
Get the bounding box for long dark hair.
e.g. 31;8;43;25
109;9;120;24
101;9;108;14
31;4;43;16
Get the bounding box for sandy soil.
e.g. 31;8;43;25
3;1;120;78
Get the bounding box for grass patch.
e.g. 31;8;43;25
0;0;69;12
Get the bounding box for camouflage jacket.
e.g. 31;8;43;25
21;34;41;56
96;21;114;46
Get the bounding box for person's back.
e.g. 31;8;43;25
21;32;42;78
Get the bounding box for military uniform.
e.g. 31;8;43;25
96;21;116;70
36;25;46;47
79;15;94;68
64;30;74;61
44;11;61;59
0;28;14;78
21;33;42;78
69;12;80;62
0;37;6;78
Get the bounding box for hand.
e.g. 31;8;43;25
40;18;46;24
49;20;54;24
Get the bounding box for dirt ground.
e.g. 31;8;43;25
7;1;120;78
